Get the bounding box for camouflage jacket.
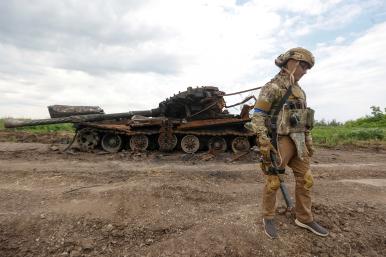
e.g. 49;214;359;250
249;71;308;137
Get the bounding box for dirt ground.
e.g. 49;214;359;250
0;131;385;257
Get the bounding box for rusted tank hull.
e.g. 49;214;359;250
74;117;255;153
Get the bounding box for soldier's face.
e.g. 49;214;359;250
287;59;309;81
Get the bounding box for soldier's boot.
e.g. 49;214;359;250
263;218;278;239
295;219;329;237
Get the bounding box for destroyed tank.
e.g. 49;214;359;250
5;86;257;154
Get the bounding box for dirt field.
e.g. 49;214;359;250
0;132;385;257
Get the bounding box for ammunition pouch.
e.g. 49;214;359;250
273;107;315;135
305;107;315;130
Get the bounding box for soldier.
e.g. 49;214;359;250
246;47;329;239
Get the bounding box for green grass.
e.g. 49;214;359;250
312;126;386;146
0;118;74;133
312;111;386;147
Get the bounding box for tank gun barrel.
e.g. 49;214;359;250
4;109;161;128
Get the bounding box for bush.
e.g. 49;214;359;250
345;128;384;140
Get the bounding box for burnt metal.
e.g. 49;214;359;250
5;86;258;153
76;128;99;151
231;136;250;153
130;135;149;151
101;133;123;153
48;105;104;118
181;135;200;154
208;137;227;152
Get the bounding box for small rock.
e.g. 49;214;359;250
356;207;364;213
314;241;324;248
50;145;59;151
105;224;114;232
342;226;351;232
40;213;46;219
70;250;81;257
80;238;94;250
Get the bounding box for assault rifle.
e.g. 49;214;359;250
268;84;294;211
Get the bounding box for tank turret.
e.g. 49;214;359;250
4;86;233;129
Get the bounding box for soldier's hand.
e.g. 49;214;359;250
257;135;276;162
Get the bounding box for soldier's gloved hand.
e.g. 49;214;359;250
257;135;276;162
257;135;276;174
305;133;314;157
244;115;275;162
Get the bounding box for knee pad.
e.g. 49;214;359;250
267;175;280;191
303;171;314;190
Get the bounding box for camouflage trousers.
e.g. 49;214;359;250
262;135;314;223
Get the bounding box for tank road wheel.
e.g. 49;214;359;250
158;133;178;151
208;136;227;153
76;128;100;151
101;133;122;153
129;135;149;151
181;135;200;154
231;136;250;153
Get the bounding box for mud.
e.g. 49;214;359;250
0;132;385;257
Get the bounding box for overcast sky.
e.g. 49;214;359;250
0;0;385;121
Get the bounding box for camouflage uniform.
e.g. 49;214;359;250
247;48;316;224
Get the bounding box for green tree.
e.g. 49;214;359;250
370;106;383;118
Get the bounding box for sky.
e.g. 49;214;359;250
0;0;385;122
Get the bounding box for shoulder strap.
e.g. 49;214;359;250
272;85;292;117
270;85;292;150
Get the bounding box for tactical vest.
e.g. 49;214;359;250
268;77;314;135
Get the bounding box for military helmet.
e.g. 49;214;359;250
275;47;315;69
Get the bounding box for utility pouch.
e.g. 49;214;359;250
306;107;315;130
276;108;308;135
